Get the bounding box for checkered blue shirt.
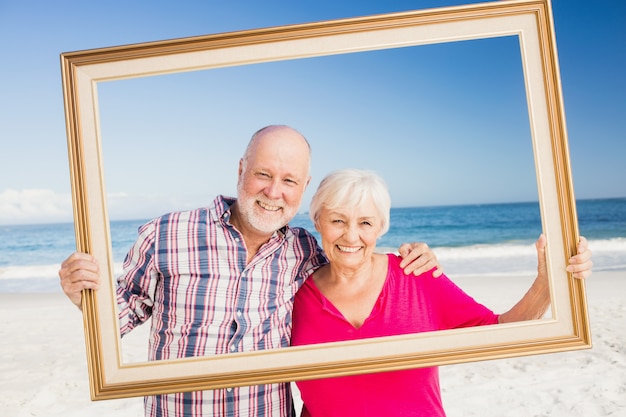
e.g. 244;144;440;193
116;195;326;416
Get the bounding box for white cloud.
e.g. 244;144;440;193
0;189;73;225
0;188;216;225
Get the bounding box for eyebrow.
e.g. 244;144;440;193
254;168;305;182
327;210;377;221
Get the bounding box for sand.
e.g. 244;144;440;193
0;270;624;416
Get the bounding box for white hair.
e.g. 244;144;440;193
309;169;391;236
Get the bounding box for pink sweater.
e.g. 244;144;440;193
291;254;499;417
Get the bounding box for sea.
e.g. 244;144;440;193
1;197;624;293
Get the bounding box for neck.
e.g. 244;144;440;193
229;203;274;262
324;255;380;284
313;253;388;329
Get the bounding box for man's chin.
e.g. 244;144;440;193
249;216;288;235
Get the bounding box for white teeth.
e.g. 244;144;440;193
337;245;360;253
258;201;281;211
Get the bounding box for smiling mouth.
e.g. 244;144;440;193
257;200;282;212
337;245;361;253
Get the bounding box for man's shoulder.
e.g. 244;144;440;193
283;225;327;267
283;225;322;253
140;205;218;236
286;225;317;240
152;207;210;222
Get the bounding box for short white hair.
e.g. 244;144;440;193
309;169;391;236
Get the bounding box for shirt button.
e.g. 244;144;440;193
236;310;242;317
226;387;232;392
230;345;237;352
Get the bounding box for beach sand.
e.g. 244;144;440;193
1;271;624;416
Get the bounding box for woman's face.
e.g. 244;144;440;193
315;195;383;269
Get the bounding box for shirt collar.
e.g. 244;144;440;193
211;194;289;238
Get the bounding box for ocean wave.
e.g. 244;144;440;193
0;262;126;281
0;264;61;280
379;237;626;277
1;239;623;291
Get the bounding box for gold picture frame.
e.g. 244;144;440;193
61;0;590;400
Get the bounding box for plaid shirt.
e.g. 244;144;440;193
116;195;327;417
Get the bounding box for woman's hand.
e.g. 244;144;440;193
567;236;593;279
499;234;593;323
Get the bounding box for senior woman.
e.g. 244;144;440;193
291;169;592;417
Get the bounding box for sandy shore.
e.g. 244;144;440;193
1;270;624;416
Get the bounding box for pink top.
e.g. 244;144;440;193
291;254;499;417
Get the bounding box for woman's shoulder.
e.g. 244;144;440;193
384;253;411;276
384;252;441;281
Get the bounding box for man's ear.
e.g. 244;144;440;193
238;159;244;177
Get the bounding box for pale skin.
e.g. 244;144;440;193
229;125;312;262
497;233;592;323
59;125;441;309
313;201;390;328
312;197;592;328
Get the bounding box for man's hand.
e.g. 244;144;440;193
58;252;100;310
398;242;443;277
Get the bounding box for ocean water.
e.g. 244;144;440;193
1;198;624;292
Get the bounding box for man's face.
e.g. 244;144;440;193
236;128;311;236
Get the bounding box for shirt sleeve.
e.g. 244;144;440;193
116;219;160;336
388;254;498;330
428;272;500;329
292;226;328;280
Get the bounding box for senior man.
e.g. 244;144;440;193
59;125;440;417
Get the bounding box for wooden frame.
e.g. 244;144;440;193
60;0;590;400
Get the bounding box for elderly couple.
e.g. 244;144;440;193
59;125;592;417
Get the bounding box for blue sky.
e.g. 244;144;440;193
0;0;624;225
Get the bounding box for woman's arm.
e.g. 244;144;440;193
498;235;592;323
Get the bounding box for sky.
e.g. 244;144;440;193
0;0;624;225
